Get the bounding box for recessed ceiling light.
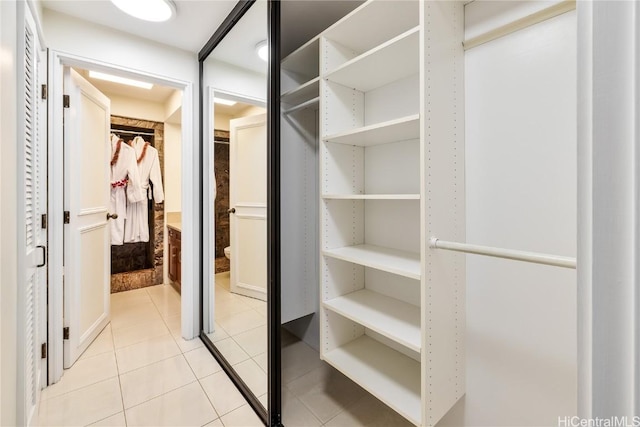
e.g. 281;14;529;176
256;40;268;62
89;71;153;89
214;97;237;106
110;0;176;22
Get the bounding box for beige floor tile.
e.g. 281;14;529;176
115;334;181;373
324;394;414;427
287;363;366;423
281;340;324;384
258;393;268;409
203;418;224;426
239;296;267;310
150;293;181;318
89;411;126;426
232;325;267;357
253;353;268;373
282;389;322;427
184;346;222;378
220;404;263;427
217;310;266;336
163;313;182;337
232;358;267;398
112;317;170;349
205;322;230;343
110;303;163;331
253;304;268;317
42;352;118;400
38;377;122;426
175;335;206;353
80;324;114;360
111;288;151;309
215;272;230;289
200;371;247;417
125;382;217;426
215;297;253;319
119;355;196;408
215;337;250;365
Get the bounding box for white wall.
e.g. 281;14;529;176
164;122;182;213
235;105;265;119
438;7;577;427
204;59;266;102
215;113;232;131
0;1;18;425
43;8;200;340
108;93;166;123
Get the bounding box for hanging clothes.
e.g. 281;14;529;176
124;136;164;243
110;134;144;245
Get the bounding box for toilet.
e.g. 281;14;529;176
224;246;231;260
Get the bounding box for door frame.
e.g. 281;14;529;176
204;87;266;332
47;51;195;383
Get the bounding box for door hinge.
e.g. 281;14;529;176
63;327;69;340
41;84;47;100
41;343;47;359
63;94;70;108
63;211;70;224
41;213;47;229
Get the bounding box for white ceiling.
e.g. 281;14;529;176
75;68;177;103
41;0;237;53
207;0;268;75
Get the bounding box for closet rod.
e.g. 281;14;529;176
429;237;576;269
463;0;576;51
111;129;155;136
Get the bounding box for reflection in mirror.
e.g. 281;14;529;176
201;0;268;415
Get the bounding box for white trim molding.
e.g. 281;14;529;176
578;0;640;418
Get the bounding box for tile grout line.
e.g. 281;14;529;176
111;317;130;427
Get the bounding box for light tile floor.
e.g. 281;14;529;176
37;284;262;427
37;280;412;426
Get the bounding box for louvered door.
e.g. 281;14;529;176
20;5;47;426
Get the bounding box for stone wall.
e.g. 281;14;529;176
214;132;230;259
110;115;165;292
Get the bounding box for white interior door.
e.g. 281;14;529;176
230;113;267;301
20;6;48;424
63;68;111;368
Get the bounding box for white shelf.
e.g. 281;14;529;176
325;27;419;93
283;97;319;115
324;335;421;426
281;77;320;105
323;0;418;55
324;114;419;147
282;36;320;79
324;289;421;352
323;244;420;280
322;194;420;200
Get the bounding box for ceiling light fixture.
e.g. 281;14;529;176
89;71;154;89
256;40;268;62
214;97;237;106
110;0;176;22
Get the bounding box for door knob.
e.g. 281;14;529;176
107;213;119;220
227;208;236;214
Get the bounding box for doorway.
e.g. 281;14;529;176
47;52;194;384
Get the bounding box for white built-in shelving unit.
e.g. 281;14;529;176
281;1;465;425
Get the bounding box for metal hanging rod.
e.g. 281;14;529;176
111;129;155;136
429;237;576;269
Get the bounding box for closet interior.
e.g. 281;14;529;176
280;0;576;426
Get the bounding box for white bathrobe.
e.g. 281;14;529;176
124;136;164;243
110;134;144;245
